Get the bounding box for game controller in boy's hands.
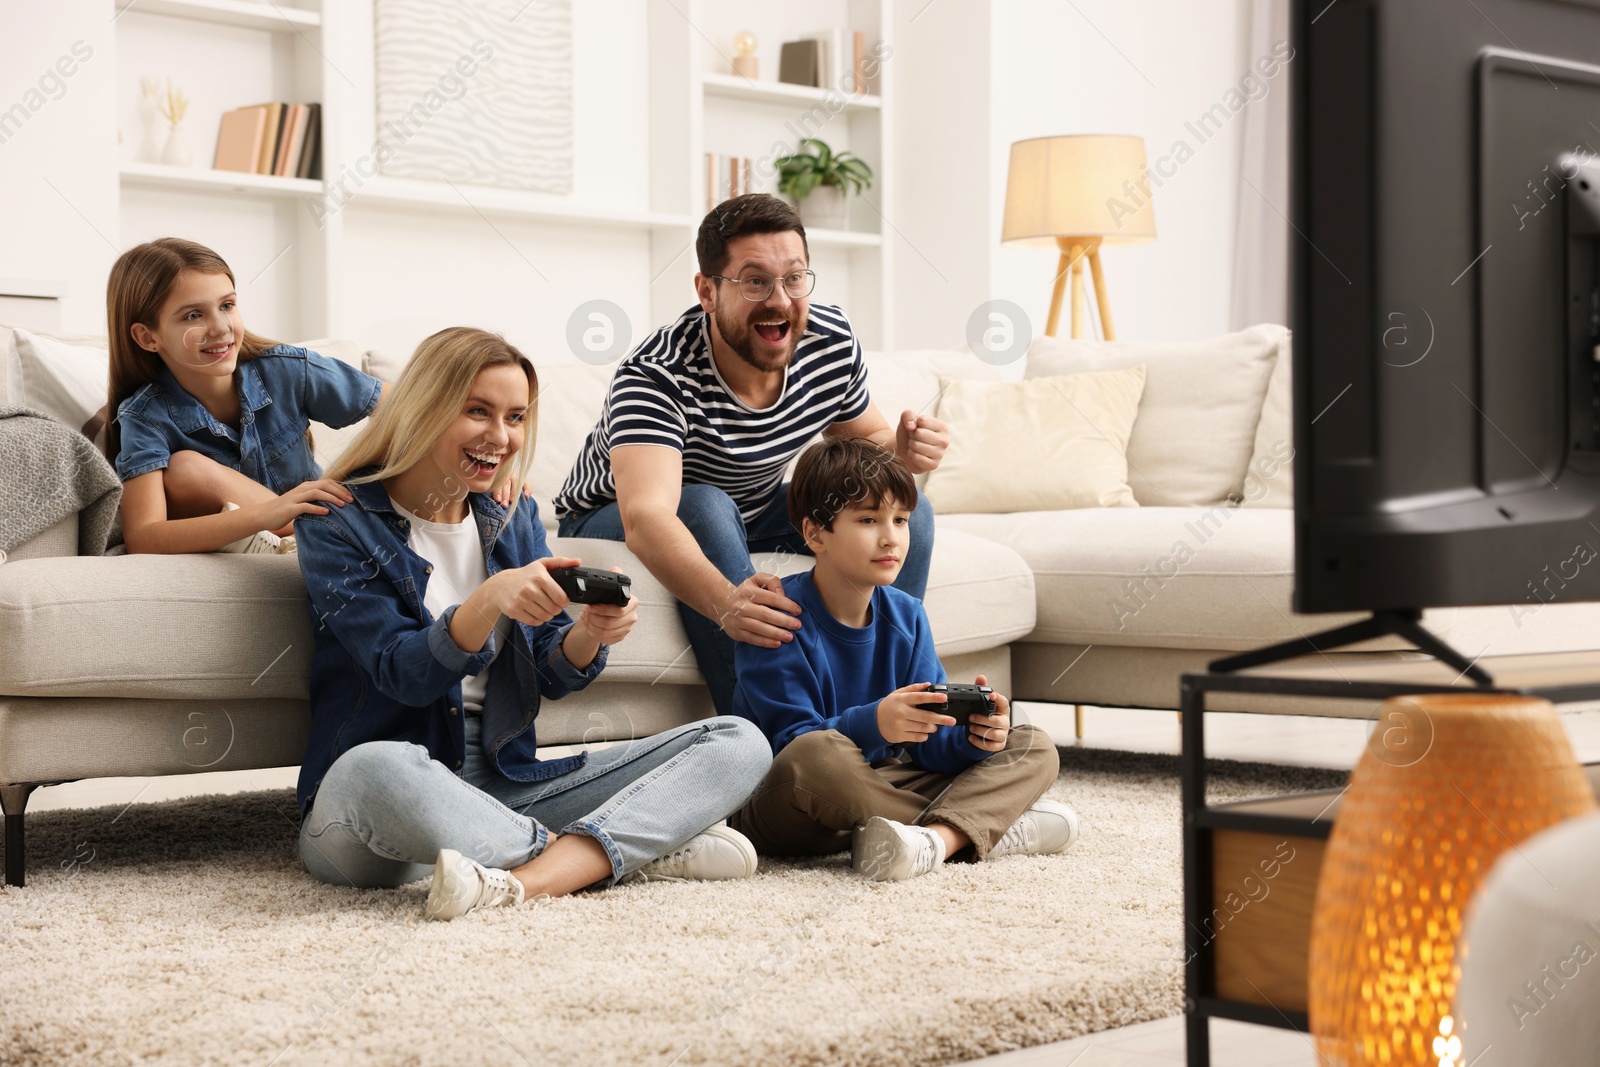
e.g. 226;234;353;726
916;683;996;727
551;565;633;606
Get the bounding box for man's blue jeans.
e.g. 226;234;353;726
558;481;935;718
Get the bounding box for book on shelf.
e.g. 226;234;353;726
211;102;322;180
798;29;845;92
778;39;820;89
779;31;875;94
705;153;755;212
213;107;265;173
297;104;322;181
254;104;281;174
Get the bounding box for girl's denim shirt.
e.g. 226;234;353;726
292;471;607;815
113;344;382;489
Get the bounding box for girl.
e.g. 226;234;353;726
293;326;771;919
106;237;384;554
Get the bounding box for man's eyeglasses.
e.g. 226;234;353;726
705;269;817;302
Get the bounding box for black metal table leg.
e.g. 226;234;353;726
1181;680;1211;1067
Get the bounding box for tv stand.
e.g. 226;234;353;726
1207;608;1494;685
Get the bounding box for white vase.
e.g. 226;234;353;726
136;95;164;163
161;124;192;168
799;185;848;231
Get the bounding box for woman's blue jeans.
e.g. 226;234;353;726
298;713;771;888
558;481;934;718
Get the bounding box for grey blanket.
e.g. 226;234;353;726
0;405;122;556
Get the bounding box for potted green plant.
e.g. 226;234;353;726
773;138;873;231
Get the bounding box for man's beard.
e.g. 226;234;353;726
713;298;806;373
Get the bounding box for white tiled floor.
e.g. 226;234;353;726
25;703;1600;1066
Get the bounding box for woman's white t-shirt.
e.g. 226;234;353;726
392;500;511;714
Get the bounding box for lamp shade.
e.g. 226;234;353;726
1308;693;1597;1066
1001;134;1156;247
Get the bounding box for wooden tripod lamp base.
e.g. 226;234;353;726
1045;235;1117;340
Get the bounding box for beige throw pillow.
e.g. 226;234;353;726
1024;325;1281;507
1240;325;1294;508
924;366;1146;514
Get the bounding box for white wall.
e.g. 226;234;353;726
0;3;118;335
887;0;1257;349
888;0;993;352
334;0;659;363
988;0;1254;345
0;0;1262;353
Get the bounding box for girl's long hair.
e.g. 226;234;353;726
104;238;278;461
326;327;538;526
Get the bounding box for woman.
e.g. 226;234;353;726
292;326;772;920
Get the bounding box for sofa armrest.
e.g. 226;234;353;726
4;515;77;563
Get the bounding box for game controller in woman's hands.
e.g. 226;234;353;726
551;565;633;606
915;683;996;727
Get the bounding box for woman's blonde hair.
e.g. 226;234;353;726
327;327;538;525
104;237;278;461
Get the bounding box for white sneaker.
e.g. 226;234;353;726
217;502;283;555
424;848;525;921
633;824;758;882
852;817;946;881
989;799;1081;860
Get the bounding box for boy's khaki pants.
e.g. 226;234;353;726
729;725;1060;860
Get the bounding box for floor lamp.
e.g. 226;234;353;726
1001;135;1157;339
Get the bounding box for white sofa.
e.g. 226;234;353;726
3;320;1597;885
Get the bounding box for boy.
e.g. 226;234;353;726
728;438;1076;880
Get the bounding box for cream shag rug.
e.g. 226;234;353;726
0;750;1343;1067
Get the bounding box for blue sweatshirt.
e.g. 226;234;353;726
732;570;988;775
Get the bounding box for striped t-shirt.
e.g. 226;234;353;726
554;302;871;523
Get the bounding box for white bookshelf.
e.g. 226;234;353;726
650;0;896;347
119;161;323;199
113;0;322;33
113;0;333;341
108;0;897;348
807;227;883;248
700;72;882;113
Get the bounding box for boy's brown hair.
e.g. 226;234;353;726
787;437;916;536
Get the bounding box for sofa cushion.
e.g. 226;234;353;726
528;359;614;515
864;348;1002;426
938;505;1600;657
1241;326;1294;508
1024;325;1282;507
923;368;1145;512
0;525;1030;699
938;506;1317;650
10;327;111;446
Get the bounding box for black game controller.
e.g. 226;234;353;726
916;683;996;727
551;566;633;606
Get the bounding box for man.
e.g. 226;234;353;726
554;194;950;717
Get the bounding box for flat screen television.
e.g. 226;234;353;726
1216;0;1600;680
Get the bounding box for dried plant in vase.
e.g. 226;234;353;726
158;81;192;167
136;77;165;163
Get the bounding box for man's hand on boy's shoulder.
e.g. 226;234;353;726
718;572;803;648
964;674;1011;753
876;682;957;744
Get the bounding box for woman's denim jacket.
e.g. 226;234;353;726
292;469;606;814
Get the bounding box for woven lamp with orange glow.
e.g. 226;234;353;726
1308;693;1596;1066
